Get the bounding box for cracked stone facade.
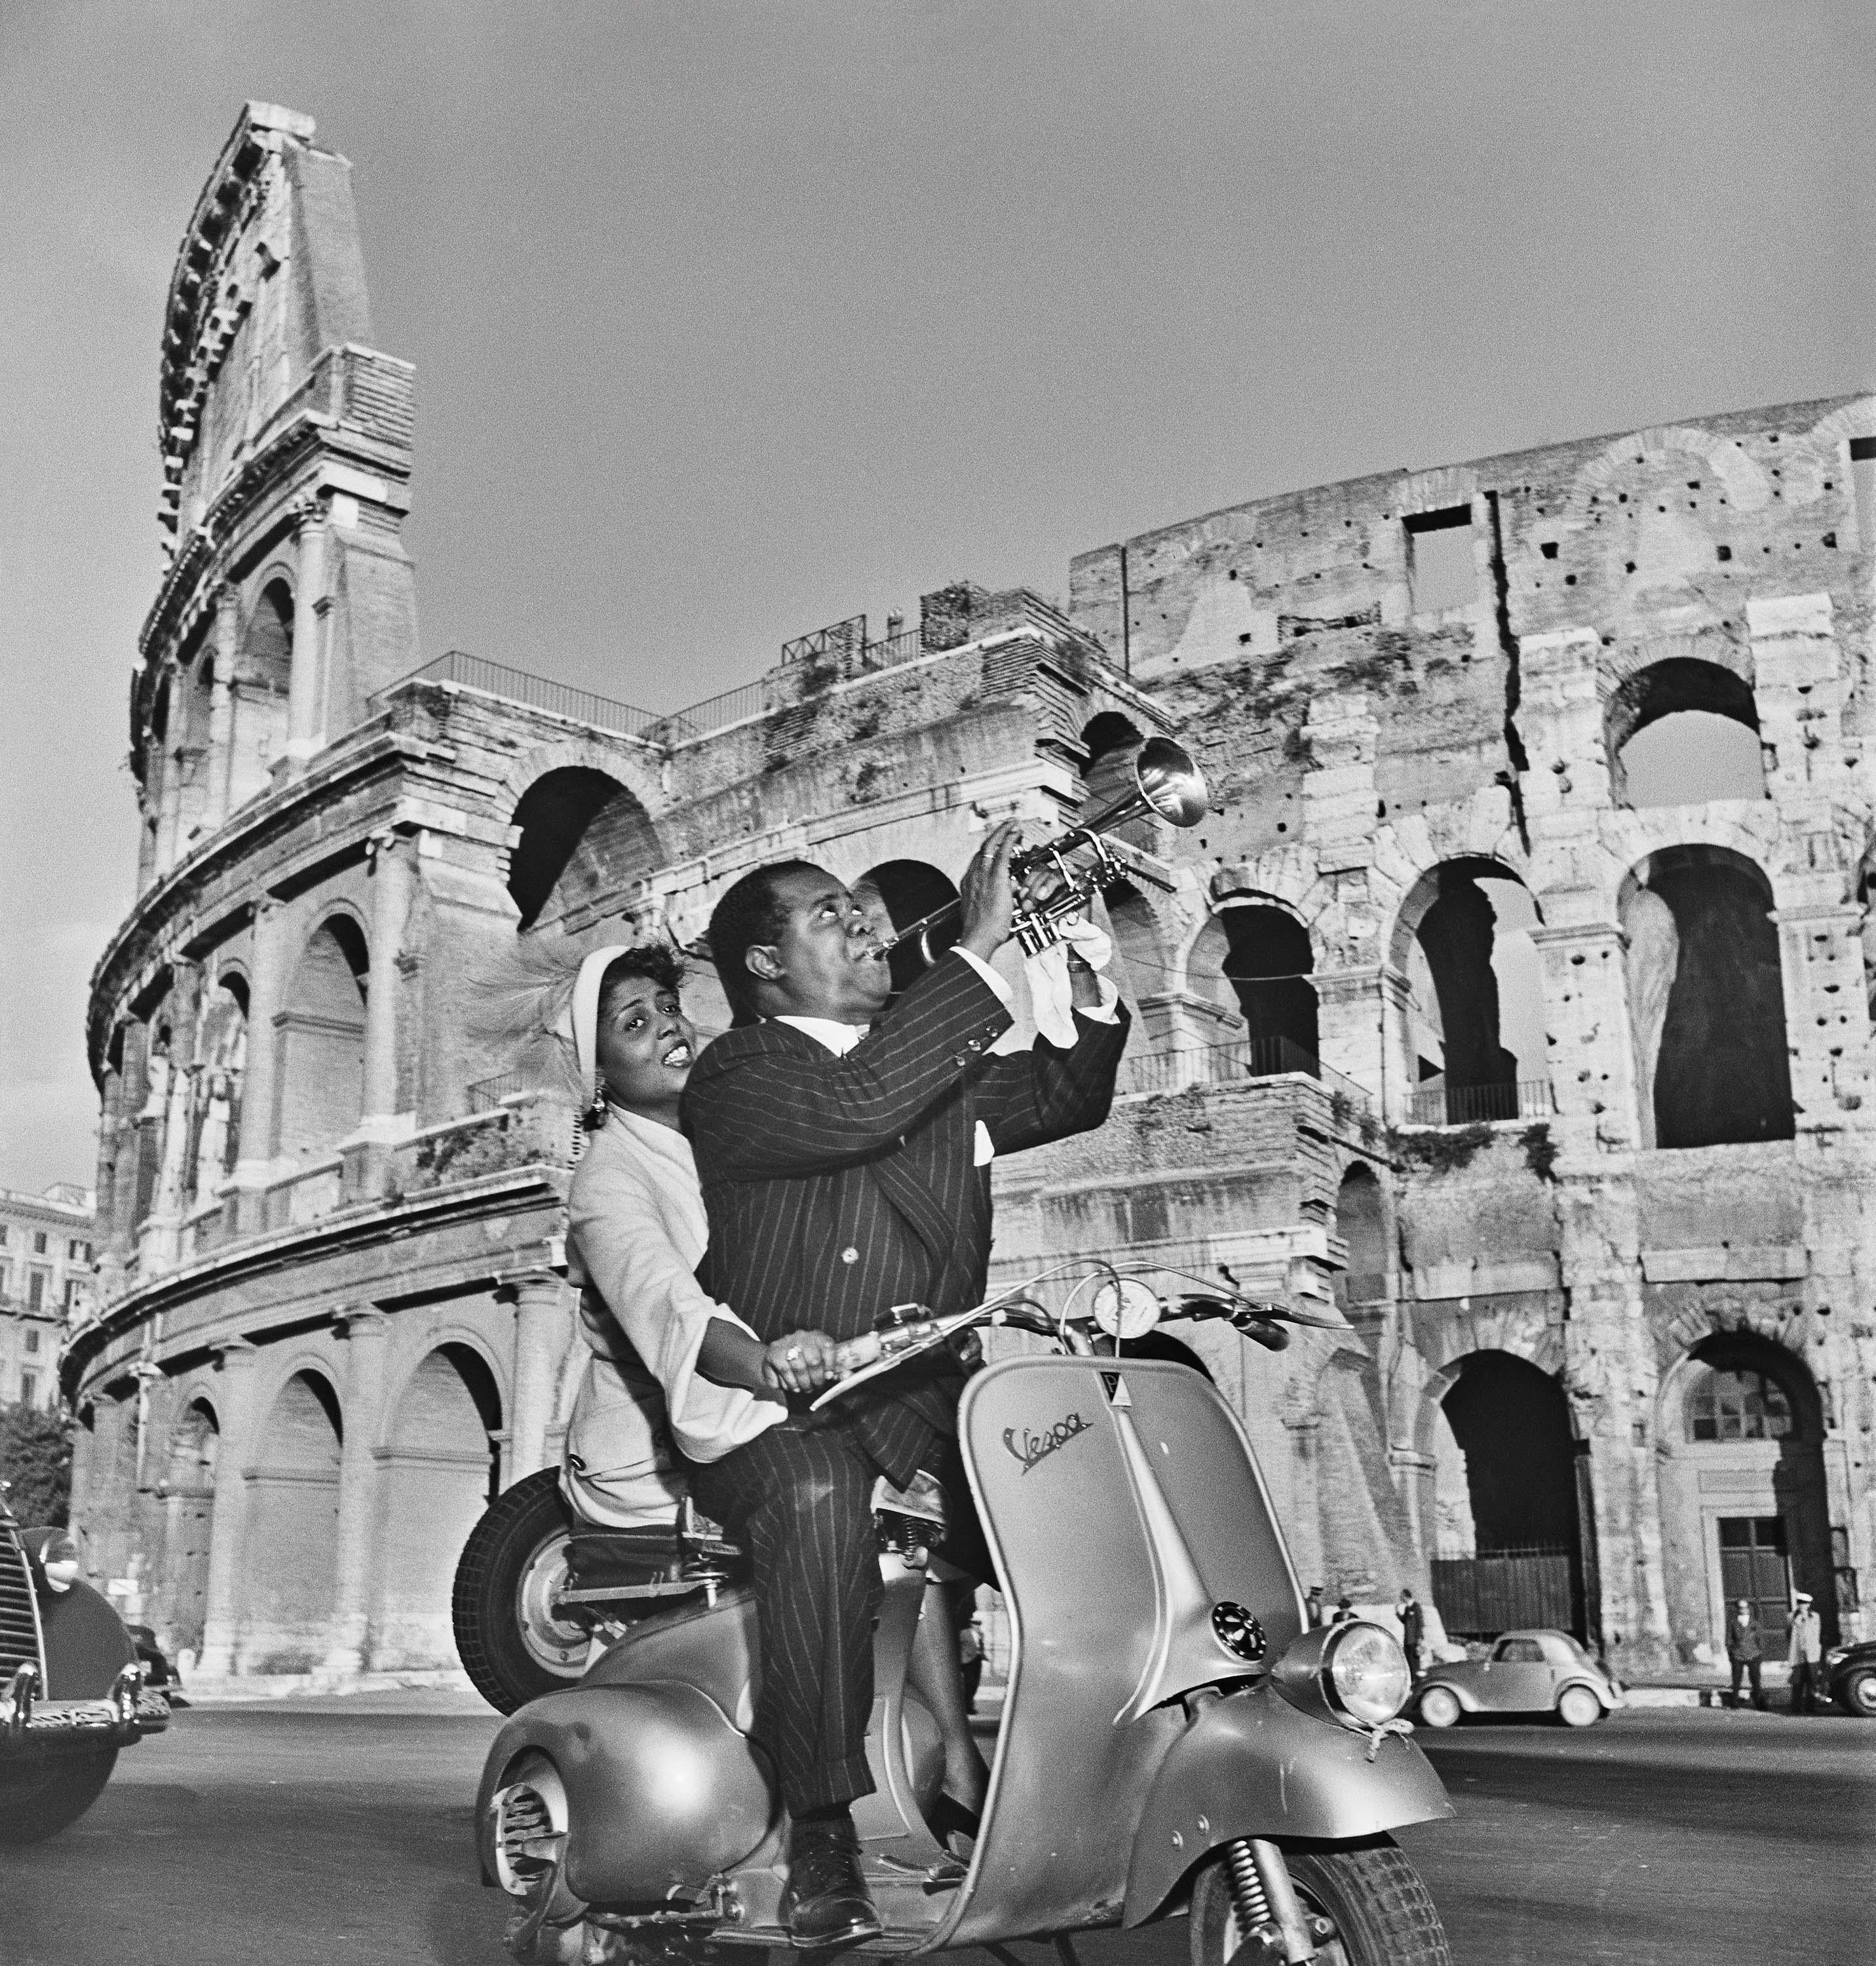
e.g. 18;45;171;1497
66;105;1873;1687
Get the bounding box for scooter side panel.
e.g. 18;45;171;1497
478;1681;778;1903
1121;1682;1455;1924
931;1357;1305;1950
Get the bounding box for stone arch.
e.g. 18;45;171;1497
509;765;664;933
1388;857;1545;1122
373;1341;505;1670
856;858;960;995
241;1368;342;1672
1210;898;1319;1064
1333;1162;1389;1305
194;974;249;1198
1430;1350;1589;1640
1619;845;1792;1150
1605;656;1766;808
1655;1329;1835;1653
274;914;370;1159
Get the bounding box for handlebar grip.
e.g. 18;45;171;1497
832;1333;881;1374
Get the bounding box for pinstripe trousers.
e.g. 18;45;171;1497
689;1417;889;1815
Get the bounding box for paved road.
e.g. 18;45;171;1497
3;1701;1868;1966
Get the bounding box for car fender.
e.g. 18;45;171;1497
476;1680;778;1904
1121;1682;1453;1925
1554;1674;1614;1712
36;1576;135;1701
1417;1676;1486;1714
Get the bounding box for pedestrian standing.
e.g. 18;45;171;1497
1331;1595;1356;1626
1305;1585;1326;1629
1725;1598;1766;1709
1398;1588;1425;1681
1786;1592;1822;1715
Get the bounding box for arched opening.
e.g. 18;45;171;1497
1662;1331;1835;1651
1217;903;1318;1067
241;1371;341;1673
855;859;961;994
373;1345;505;1670
275;917;369;1159
1432;1352;1587;1640
1607;658;1766;807
1333;1164;1389;1306
154;1399;219;1658
1400;860;1546;1125
193;976;248;1203
1621;847;1793;1150
228;579;294;803
508;768;662;932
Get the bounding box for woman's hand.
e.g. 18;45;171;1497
761;1329;843;1395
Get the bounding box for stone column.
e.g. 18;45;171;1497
230;898;288;1235
1528;921;1636;1155
501;1271;571;1486
195;1340;259;1682
206;583;239;828
1314;964;1386;1108
356;832;415;1153
322;1309;389;1684
284;505;328;767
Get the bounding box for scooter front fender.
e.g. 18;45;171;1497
476;1681;777;1904
1121;1682;1453;1925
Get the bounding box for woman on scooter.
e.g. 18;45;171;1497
551;940;990;1840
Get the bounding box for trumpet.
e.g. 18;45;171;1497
880;737;1210;965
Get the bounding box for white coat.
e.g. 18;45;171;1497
562;1107;781;1526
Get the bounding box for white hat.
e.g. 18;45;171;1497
567;944;635;1111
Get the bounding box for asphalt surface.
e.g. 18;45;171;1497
1;1699;1869;1966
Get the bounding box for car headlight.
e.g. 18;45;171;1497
37;1533;79;1594
1824;1646;1848;1668
1325;1623;1413;1726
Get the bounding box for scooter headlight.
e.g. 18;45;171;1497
1324;1622;1411;1726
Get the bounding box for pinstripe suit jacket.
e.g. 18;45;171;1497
683;951;1129;1478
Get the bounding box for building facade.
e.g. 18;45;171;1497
1;1185;94;1412
67;104;1871;1687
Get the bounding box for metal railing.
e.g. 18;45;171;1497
1119;1033;1373;1113
1407;1080;1554;1127
372;650;664;741
467;1071;527;1113
370;607;1075;754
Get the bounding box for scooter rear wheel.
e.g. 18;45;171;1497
452;1467;589;1714
1190;1836;1451;1966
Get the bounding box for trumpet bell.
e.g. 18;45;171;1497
1133;737;1209;828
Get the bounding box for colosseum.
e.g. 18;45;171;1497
67;101;1873;1689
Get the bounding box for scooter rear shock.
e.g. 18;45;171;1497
1223;1840;1273;1933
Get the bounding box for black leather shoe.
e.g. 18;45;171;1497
783;1819;883;1950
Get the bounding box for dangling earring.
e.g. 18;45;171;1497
584;1079;609;1130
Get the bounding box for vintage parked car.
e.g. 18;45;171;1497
1822;1637;1876;1717
1412;1628;1625;1728
0;1489;170;1844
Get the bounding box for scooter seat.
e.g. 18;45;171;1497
567;1525;747;1587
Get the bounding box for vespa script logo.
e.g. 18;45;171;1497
1003;1409;1090;1475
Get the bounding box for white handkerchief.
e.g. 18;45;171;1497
1025;919;1115;1048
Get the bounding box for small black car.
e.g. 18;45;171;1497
1822;1637;1876;1718
1;1487;170;1844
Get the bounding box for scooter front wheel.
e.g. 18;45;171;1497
1190;1836;1451;1966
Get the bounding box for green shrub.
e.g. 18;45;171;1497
0;1403;72;1528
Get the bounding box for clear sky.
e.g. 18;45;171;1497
1;0;1869;1192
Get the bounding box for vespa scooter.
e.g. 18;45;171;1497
474;1272;1455;1966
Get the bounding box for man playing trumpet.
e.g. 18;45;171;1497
681;820;1129;1946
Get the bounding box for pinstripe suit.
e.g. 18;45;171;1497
681;950;1128;1811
